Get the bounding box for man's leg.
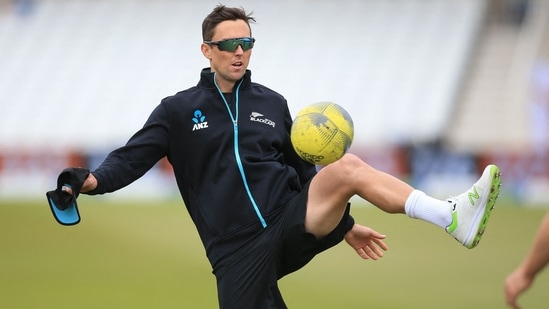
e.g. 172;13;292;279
305;153;501;249
306;154;413;238
214;233;287;309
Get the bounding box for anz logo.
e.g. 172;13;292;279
192;110;209;131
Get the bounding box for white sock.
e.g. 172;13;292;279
404;190;452;228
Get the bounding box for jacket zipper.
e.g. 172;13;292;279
213;74;267;228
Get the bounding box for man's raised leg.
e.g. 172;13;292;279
305;154;501;249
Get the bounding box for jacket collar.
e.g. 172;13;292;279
197;68;252;91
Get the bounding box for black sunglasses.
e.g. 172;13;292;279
204;37;256;52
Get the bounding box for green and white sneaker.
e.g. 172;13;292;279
445;165;501;249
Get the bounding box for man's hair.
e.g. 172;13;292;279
202;5;256;41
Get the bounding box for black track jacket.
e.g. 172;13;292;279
87;68;325;265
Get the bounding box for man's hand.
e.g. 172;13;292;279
80;173;98;193
504;267;531;309
62;173;97;194
344;224;388;260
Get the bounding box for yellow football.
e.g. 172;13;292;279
291;102;354;165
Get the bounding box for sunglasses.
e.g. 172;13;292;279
204;37;256;52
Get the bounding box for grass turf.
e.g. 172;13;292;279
1;197;548;308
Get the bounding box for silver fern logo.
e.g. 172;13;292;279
250;112;275;128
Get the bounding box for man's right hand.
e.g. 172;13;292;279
61;172;97;194
80;173;98;193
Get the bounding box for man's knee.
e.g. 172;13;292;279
327;153;372;176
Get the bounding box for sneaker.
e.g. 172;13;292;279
445;165;501;249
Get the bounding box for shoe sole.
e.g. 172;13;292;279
467;165;501;249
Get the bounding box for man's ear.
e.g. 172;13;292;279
201;43;212;60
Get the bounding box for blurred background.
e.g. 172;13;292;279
0;0;549;203
1;1;549;308
0;0;548;203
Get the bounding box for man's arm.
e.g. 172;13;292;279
85;102;171;195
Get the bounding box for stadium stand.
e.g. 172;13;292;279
0;0;486;150
0;0;546;201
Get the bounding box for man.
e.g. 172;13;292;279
54;5;501;308
504;212;549;309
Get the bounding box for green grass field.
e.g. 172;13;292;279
1;197;548;308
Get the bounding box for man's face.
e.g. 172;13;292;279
202;19;253;92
